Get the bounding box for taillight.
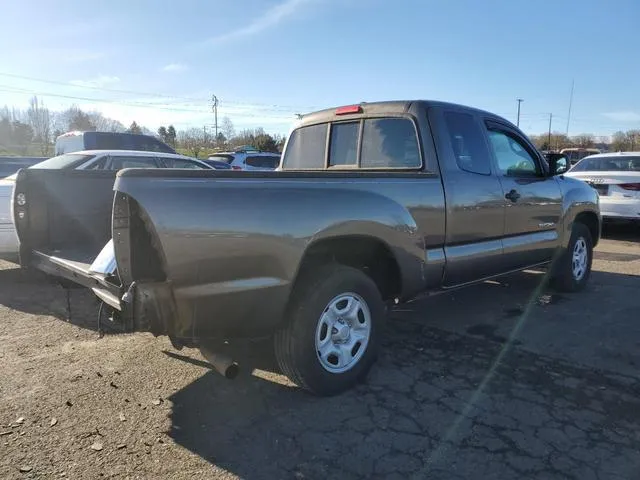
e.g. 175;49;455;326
13;191;27;223
619;183;640;191
336;105;362;115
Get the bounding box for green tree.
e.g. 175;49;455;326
254;133;278;153
158;126;168;143
128;121;142;134
167;125;177;147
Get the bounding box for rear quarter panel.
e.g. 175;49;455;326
115;172;445;337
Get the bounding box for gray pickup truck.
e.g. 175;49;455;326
13;100;600;395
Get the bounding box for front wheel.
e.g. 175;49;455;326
274;265;385;396
551;222;593;292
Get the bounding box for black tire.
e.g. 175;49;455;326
551;222;593;292
274;264;385;396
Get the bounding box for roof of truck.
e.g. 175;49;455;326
297;100;511;127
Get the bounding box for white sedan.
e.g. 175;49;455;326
564;152;640;222
0;150;213;257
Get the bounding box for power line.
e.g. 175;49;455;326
0;71;321;112
0;85;296;119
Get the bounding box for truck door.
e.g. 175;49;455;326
433;109;507;286
484;121;563;268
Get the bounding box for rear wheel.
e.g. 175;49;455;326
551;222;593;292
274;265;385;396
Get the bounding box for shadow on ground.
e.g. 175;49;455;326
167;269;640;479
0;261;104;331
601;221;640;243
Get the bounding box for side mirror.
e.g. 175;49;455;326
545;153;568;175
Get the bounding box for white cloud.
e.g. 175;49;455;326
202;0;313;46
602;111;640;122
162;63;188;72
70;75;121;88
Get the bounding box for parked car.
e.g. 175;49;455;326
208;148;280;171
560;147;602;166
13;100;601;395
0;150;212;256
565;152;640;223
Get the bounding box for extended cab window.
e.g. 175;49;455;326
361;118;420;168
329;122;359;167
443;112;491;175
282;124;327;169
487;130;539;176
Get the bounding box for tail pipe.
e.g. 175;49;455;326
199;346;239;379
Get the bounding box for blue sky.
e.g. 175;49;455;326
1;0;639;137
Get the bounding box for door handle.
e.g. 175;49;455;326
505;189;521;202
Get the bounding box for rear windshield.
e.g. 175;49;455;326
29;154;96;170
245;155;280;169
282;117;421;170
570;156;640;172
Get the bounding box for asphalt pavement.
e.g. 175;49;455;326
0;223;639;479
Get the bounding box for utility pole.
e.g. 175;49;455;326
547;113;553;150
566;79;574;136
211;95;219;139
516;98;524;127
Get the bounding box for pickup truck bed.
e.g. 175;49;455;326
14;100;601;395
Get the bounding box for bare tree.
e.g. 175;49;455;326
571;134;595;148
27;96;52;155
178;127;205;158
221;117;235;142
59;105;96;131
88;111;126;132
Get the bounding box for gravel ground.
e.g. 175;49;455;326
1;224;639;479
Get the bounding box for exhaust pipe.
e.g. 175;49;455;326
199;347;239;379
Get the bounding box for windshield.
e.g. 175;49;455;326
570;156;640;172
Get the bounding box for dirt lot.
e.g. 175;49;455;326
1;225;639;479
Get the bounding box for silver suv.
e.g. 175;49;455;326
208;148;281;171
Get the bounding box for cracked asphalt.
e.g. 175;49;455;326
1;224;639;479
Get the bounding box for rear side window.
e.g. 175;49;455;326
361;118;420;168
329;122;359;167
245;155;280;169
443;112;491;175
109;156;159;170
282;124;327;169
